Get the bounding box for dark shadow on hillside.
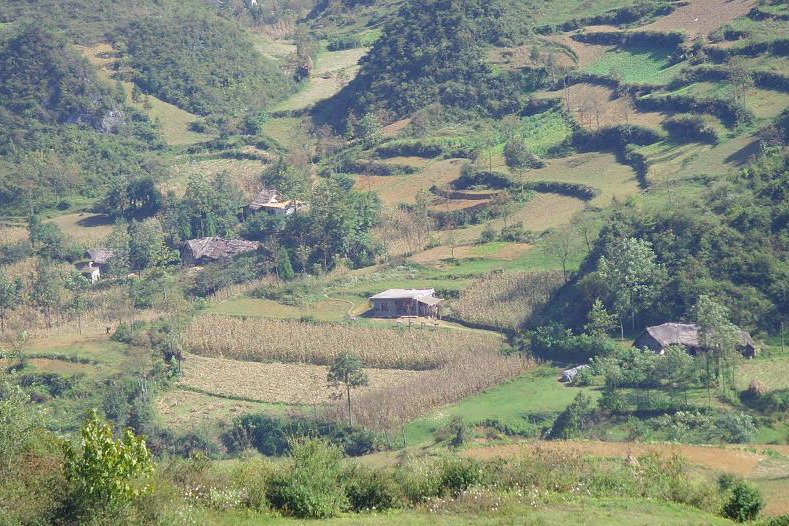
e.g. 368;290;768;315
76;214;113;228
724;138;761;167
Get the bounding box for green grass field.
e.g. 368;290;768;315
519;109;575;156
586;46;684;85
202;498;735;525
404;366;599;446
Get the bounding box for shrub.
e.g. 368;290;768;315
549;392;595;439
438;457;482;496
266;438;347;518
62;411;153;516
111;321;146;344
663;114;719;144
344;465;402;512
722;479;764;522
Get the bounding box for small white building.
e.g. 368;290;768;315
369;288;443;318
76;262;101;284
243;189;306;217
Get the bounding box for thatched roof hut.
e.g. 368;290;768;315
181;237;261;266
634;322;757;357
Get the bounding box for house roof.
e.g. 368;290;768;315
640;322;756;349
416;295;443;306
86;248;115;265
183;237;261;261
370;288;436;300
75;263;99;275
247;189;280;210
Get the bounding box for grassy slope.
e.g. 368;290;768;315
205;499;735;525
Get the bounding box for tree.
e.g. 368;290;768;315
357;112;382;148
327;352;368;426
597;237;664;338
129;218;166;271
0;383;37;475
276;247;295;280
0;272;22;334
585;298;618;338
64;271;91;335
549;392;593;439
503;136;534;173
544;234;573;284
693;294;742;394
722;479;764;522
62;411;153;513
30;259;62;327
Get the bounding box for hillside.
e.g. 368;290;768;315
3;0;789;525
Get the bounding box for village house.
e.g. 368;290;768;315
243;188;305;218
181;237;262;266
634;322;758;357
75;262;101;284
369;288;443;318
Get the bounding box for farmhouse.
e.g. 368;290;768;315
75;262;100;284
243;188;305;217
181;237;261;266
634;322;757;357
369;288;443;318
85;247;115;269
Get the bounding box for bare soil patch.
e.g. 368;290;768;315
155;388;274;431
382;118;412;138
641;0;757;37
179;353;427;405
409;243;533;265
546;34;612;68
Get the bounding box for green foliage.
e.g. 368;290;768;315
344;465;402;512
0;272;23;333
0;383;37;475
276;247;295;280
63;411;153;513
504;136;537;172
549;392;594;439
328;351;369;426
117;12;295;117
320;0;523;122
721;479;764;522
529;323;619;362
662;114;718;144
266;438;347;518
0;26;164;215
585;298;618;337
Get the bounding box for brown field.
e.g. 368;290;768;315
378;156;434;168
545;33;612;68
183;315;503;370
332;351;535;430
641;0;757;37
166;157;267;198
354;159;464;206
449;193;587;244
452;271;564;330
409;243;533;265
47;212;113;245
382;118;411;138
179;353;427;404
536;84;666;130
155;388;274;431
0;224;28;244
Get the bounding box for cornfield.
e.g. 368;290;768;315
179;353;426;404
184;315;503;370
327;350;535;430
452;271;564;330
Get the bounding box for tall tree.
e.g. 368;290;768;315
0;272;22;334
30;259;62;328
693;294;742;395
597;237;664;338
327;352;368;426
64;271;91;335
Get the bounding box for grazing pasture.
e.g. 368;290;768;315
47;212;113;245
586;46;683;84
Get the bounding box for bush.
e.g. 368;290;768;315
549;392;594;439
111;321;146;344
663;114;719;144
266;438;347;519
438;457;482;496
722;479;764;522
344;466;402;512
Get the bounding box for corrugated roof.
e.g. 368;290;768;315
370;288;435;300
416;295;443;305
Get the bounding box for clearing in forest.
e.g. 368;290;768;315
47;212;113;245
